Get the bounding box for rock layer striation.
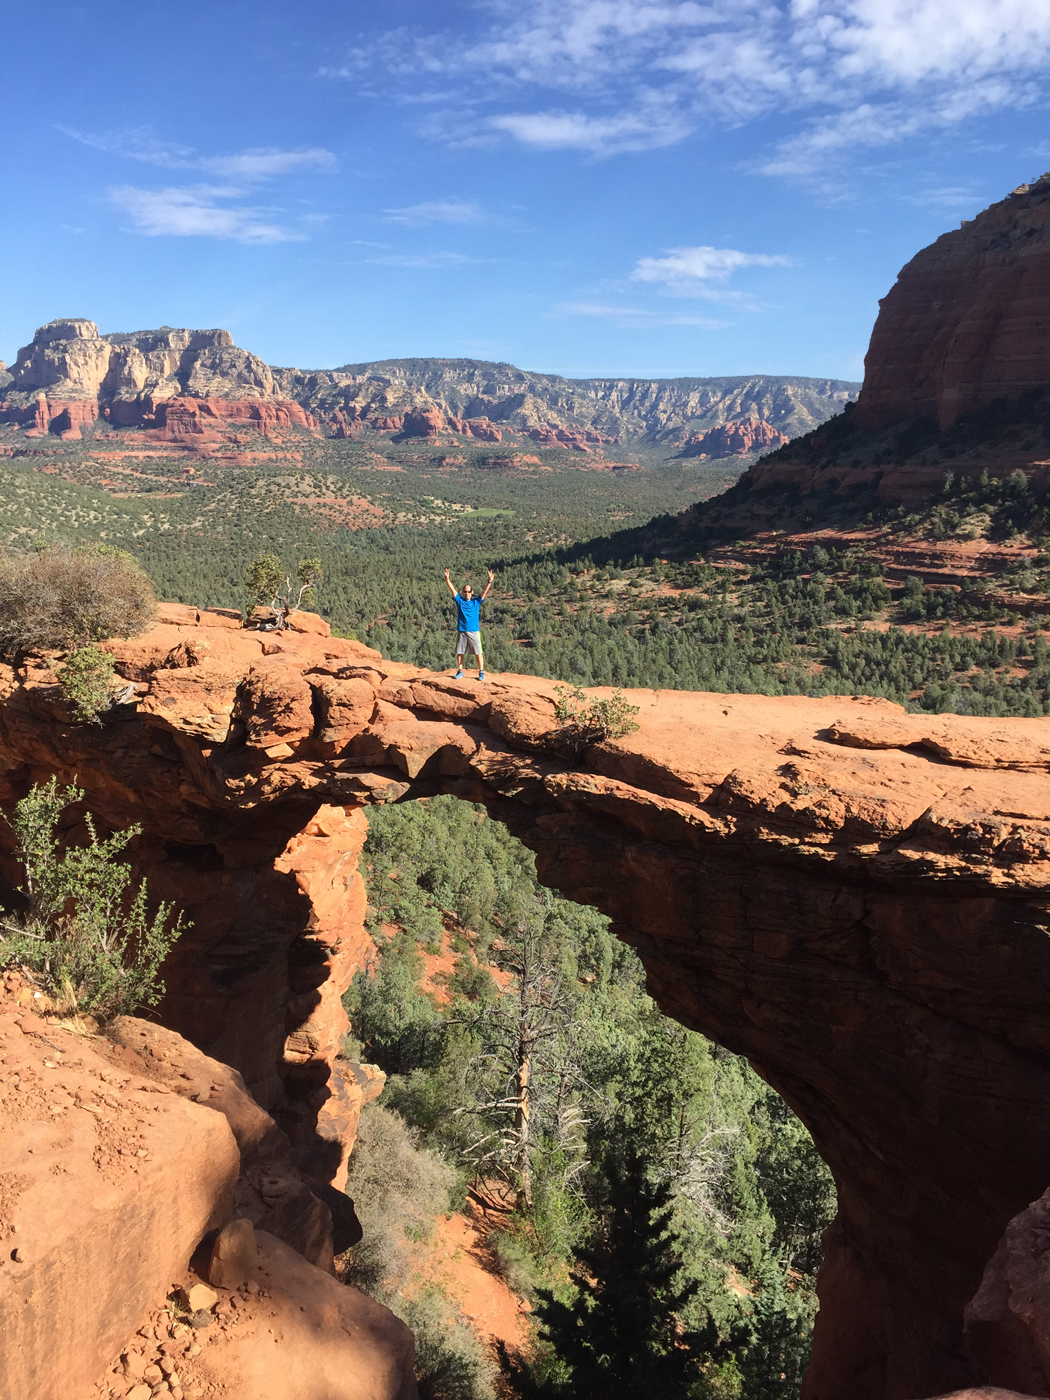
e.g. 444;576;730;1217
0;320;855;446
853;175;1050;432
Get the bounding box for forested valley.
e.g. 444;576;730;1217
343;797;833;1400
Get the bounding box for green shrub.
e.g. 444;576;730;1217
343;1102;457;1294
245;553;323;624
56;644;117;724
0;543;156;658
398;1287;496;1400
488;1230;545;1300
343;1103;495;1400
0;777;188;1021
551;685;640;756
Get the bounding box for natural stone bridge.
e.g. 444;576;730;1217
3;603;1050;1400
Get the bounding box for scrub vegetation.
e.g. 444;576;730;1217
0;778;187;1022
344;796;834;1400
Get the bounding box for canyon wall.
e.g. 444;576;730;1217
4;612;1050;1398
853;174;1050;432
0;320;314;443
0;319;856;445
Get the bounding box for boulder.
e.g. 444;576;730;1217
285;608;331;637
0;998;239;1400
235;657;316;747
199;606;243;630
175;1231;417;1400
312;675;377;744
206;1217;260;1289
964;1188;1050;1395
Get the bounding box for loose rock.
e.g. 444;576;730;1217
205;1217;259;1290
181;1283;217;1313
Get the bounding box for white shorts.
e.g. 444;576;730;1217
457;631;482;655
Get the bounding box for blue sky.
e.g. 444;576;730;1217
2;0;1049;381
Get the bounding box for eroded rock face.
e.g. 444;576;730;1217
0;974;402;1397
0;322;318;444
679;415;790;458
0;987;240;1400
963;1187;1050;1396
4;618;1050;1398
0;321;856;446
853;176;1050;432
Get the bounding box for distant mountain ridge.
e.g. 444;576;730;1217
0;320;858;453
275;357;858;446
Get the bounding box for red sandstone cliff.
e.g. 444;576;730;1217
0;321;319;445
678;416;790;458
0;320;853;449
853;174;1050;432
694;175;1050;524
6;612;1050;1396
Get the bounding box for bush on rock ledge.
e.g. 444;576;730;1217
0;542;157;658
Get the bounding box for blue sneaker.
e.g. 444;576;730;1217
454;669;464;679
478;671;486;680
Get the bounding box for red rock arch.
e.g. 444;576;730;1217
4;610;1050;1398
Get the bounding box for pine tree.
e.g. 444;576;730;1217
505;1149;721;1399
737;1264;813;1400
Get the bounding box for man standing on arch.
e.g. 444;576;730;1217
443;567;495;680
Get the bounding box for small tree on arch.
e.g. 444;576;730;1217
245;554;323;628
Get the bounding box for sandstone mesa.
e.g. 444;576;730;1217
0;318;854;459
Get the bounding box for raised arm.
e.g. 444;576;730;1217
481;568;495;600
443;568;459;597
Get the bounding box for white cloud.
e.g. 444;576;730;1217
557;302;730;327
365;251;487;268
756;79;1022;178
61;126;337;181
58;125;197;167
382;197;486;225
630;245;792;294
200;148;337;179
64;126;336;243
459;2;722;87
108;185;305;243
343;0;1050;172
491;106;691;153
794;0;1050;89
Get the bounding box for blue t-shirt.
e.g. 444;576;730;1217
455;594;482;632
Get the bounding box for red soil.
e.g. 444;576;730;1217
415;1211;531;1352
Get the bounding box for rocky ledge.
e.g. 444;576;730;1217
0;974;414;1400
4;609;1050;1397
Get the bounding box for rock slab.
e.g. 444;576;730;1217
0;996;239;1400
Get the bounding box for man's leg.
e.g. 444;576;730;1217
454;637;465;677
477;644;486;680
